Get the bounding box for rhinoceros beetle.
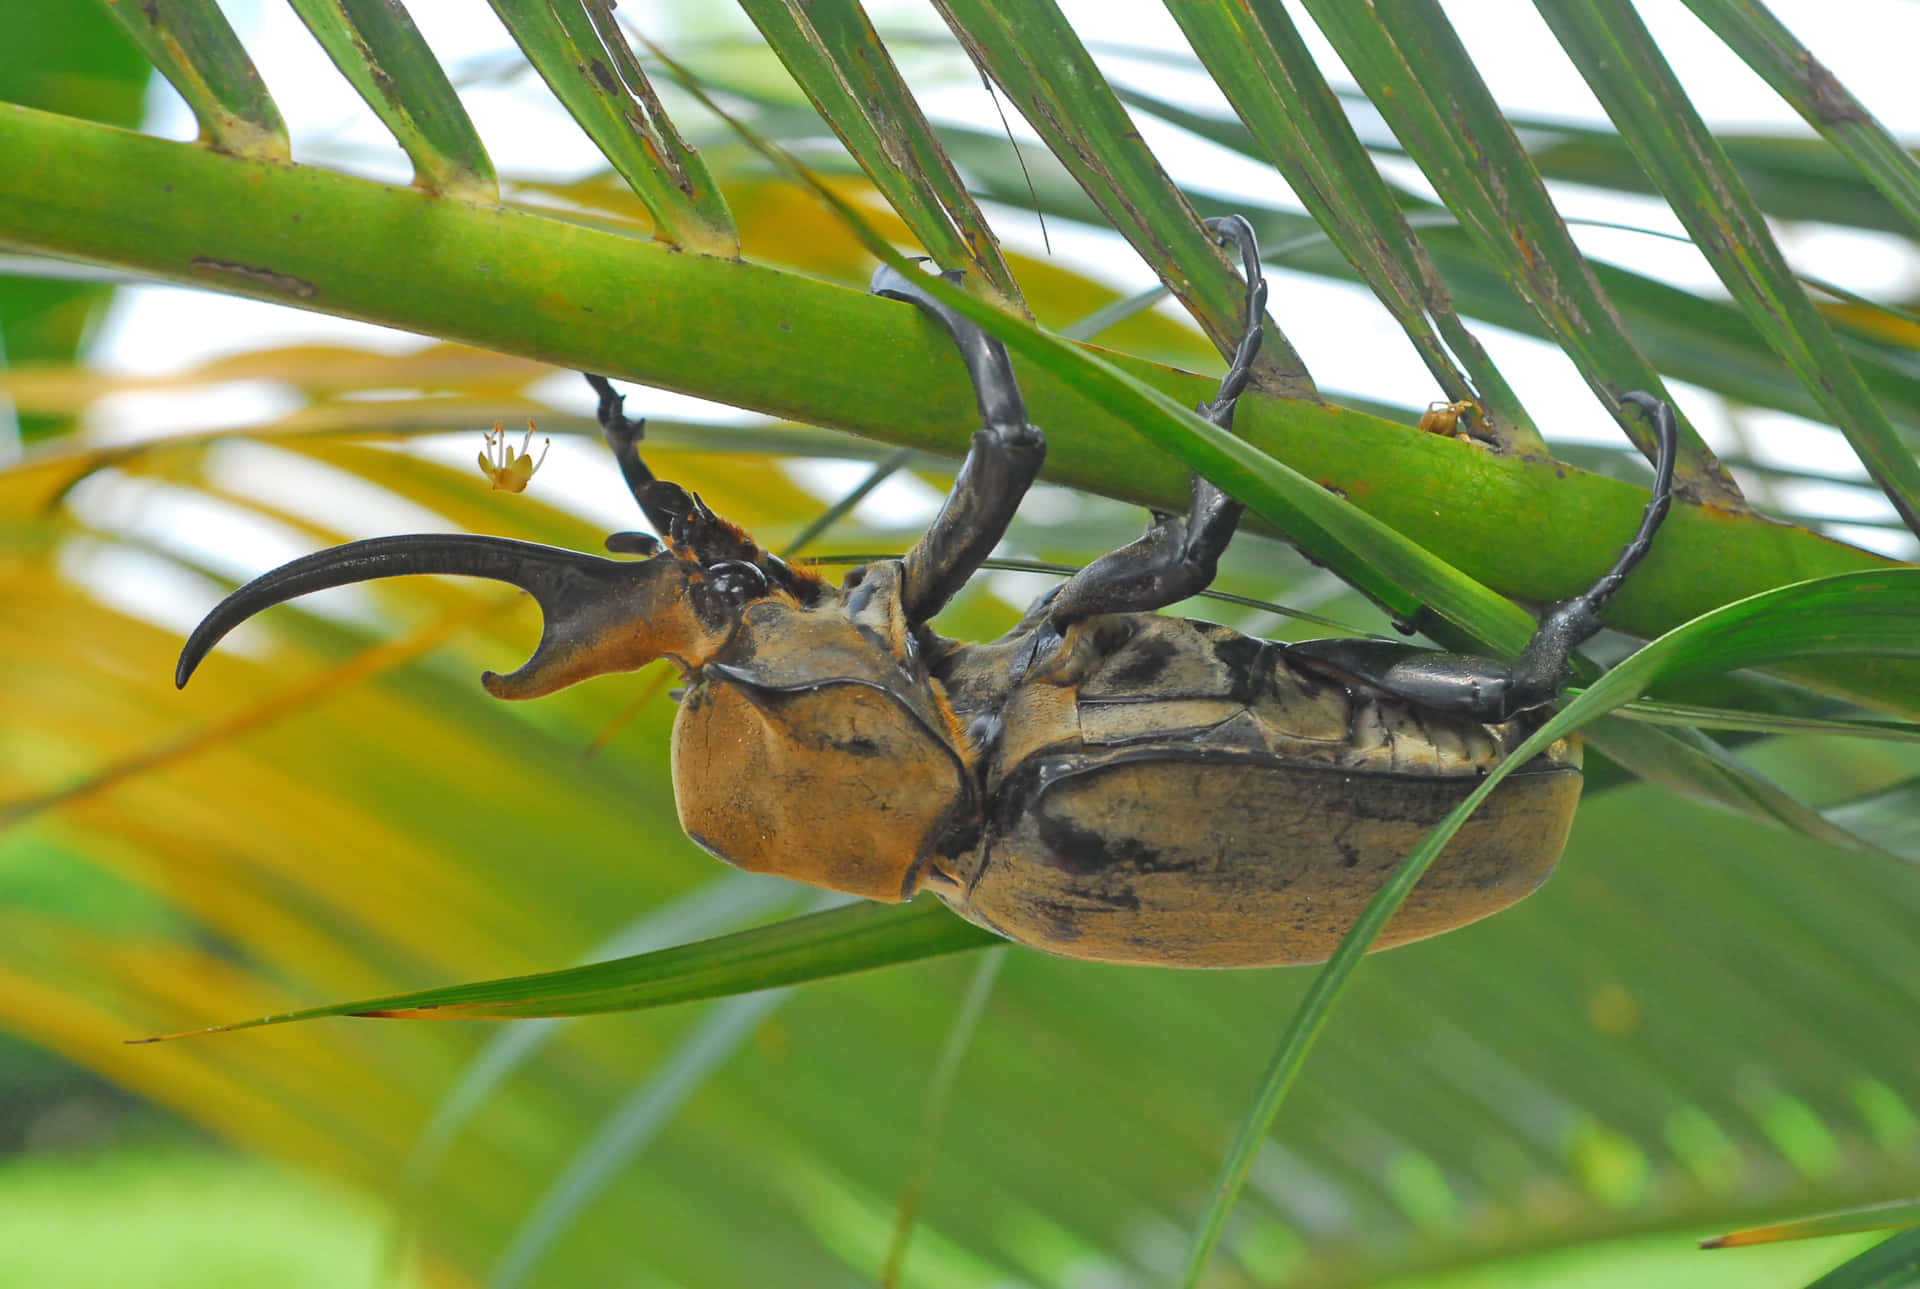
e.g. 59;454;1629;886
178;217;1677;968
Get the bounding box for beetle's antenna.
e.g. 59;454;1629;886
175;534;645;693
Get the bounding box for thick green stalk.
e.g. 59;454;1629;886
0;103;1908;712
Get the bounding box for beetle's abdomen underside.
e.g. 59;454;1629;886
936;616;1581;967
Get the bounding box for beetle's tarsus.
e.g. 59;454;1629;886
1042;217;1268;624
870;264;1036;446
1608;392;1679;593
585;373;643;453
1305;391;1680;721
1198;215;1268;429
1500;391;1679;709
874;261;1047;622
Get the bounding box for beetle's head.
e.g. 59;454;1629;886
175;481;824;700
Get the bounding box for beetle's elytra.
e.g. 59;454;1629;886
177;217;1678;968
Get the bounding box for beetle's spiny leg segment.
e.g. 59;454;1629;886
871;261;1047;623
583;375;822;604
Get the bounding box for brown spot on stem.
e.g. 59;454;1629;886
190;257;318;298
1802;53;1869;125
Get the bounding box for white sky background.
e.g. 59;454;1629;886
62;0;1920;562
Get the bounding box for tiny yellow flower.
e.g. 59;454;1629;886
478;419;550;493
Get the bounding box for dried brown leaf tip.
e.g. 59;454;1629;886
478;419;551;493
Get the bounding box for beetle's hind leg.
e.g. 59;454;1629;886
1499;391;1677;707
1043;216;1267;624
1288;393;1680;721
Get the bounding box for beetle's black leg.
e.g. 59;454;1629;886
1041;215;1267;624
872;264;1046;623
1288;394;1680;721
584;373;684;542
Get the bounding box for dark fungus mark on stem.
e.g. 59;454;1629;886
190;256;318;299
1802;53;1871;125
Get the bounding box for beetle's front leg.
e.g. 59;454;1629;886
1290;393;1680;721
583;372;683;547
1041;215;1267;624
871;265;1046;623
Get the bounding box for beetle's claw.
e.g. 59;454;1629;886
871;262;1030;440
1616;391;1678;500
1203;215;1261;290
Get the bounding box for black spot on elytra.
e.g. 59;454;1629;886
1028;900;1085;942
1035;810;1156;876
1104;632;1179;690
1210;633;1271;703
1034;808;1199;878
1079;885;1141;911
837;735;882;757
1346;778;1478;825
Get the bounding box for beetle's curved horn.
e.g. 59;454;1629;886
176;533;659;699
